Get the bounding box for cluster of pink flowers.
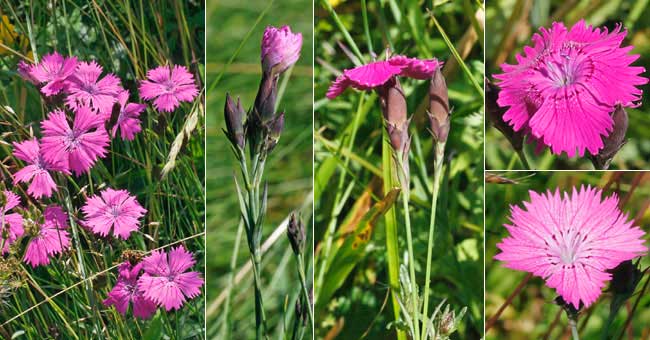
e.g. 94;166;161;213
2;52;203;317
495;186;647;308
495;20;648;157
104;246;204;319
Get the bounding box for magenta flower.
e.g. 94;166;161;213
17;60;38;85
12;138;69;199
139;65;199;112
326;55;442;99
104;262;157;319
495;186;647;309
494;20;648;157
261;25;303;75
137;246;204;311
24;205;71;268
1;191;24;254
111;90;146;141
82;188;147;240
65;61;123;115
27;52;78;96
40;107;110;176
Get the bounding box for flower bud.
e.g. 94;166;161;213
264;112;284;153
261;25;302;76
254;72;278;123
287;213;305;256
224;93;246;149
378;79;409;153
590;105;628;169
427;68;450;143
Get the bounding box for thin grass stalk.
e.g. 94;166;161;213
221;220;245;338
420;140;445;340
297;254;314;330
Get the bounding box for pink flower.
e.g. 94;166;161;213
1;191;24;254
494;20;648;157
17;60;38;85
24;205;71;268
139;65;199;112
28;52;78;96
111;90;145;141
40;107;110;176
137;246;204;311
104;262;157;319
82;188;147;240
12;138;69;199
65;61;123;116
495;186;647;309
261;25;303;75
326;55;442;99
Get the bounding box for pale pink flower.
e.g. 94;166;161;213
495;186;647;309
326;55;442;99
261;25;303;75
82;188;147;240
139;65;199;112
111;90;145;141
104;262;157;319
24;205;71;268
40;107;110;176
28;52;78;96
137;246;204;311
12;138;69;199
495;20;648;157
65;61;123;116
1;191;23;254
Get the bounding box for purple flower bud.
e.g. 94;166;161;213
378;79;409;153
261;25;302;76
254;72;278;123
287;213;305;255
590;105;628;169
224;93;246;149
427;68;450;143
264;112;284;153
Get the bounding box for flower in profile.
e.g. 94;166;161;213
17;60;38;85
1;191;24;254
111;90;146;141
65;61;123;115
137;246;204;311
494;20;648;157
495;186;647;309
40;106;110;176
104;262;157;319
261;25;303;75
327;55;442;99
27;52;78;96
138;65;199;112
12;138;69;199
24;205;71;268
82;188;147;240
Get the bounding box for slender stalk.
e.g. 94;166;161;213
399;169;420;340
251;251;268;340
515;148;531;170
297;255;314;330
569;316;580;340
420;141;445;340
221;221;244;339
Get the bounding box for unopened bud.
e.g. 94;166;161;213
264;112;284;153
486;78;524;151
378;79;409;153
224;93;246;149
427;68;450;143
287;213;305;255
254;72;278;123
590;105;628;169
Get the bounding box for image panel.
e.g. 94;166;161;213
486;171;650;339
485;1;650;170
314;1;484;339
0;1;206;338
205;1;314;339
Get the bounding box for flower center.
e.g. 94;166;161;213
163;81;176;92
83;83;98;95
64;129;82;151
109;205;121;218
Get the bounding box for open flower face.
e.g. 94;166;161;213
24;205;71;268
495;186;647;308
139;65;199;113
495;20;648;157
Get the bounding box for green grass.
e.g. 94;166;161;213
0;1;205;338
485;0;650;170
205;0;313;339
485;171;650;339
314;1;484;339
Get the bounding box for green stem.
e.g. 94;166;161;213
221;220;244;339
515;148;531;170
569;317;580;340
297;255;314;331
420;141;445;340
251;251;268;340
401;185;420;340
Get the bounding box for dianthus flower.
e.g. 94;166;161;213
139;65;198;112
1;191;23;254
261;25;303;75
27;52;78;96
111;90;146;141
104;262;157;319
13;138;69;199
65;61;123;115
24;205;70;268
82;188;147;240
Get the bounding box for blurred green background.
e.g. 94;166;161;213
486;171;650;339
485;0;650;170
314;0;484;339
0;1;205;338
205;0;313;339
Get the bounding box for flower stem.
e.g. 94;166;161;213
401;186;420;340
569;316;580;340
420;141;445;340
515;148;531;170
297;254;314;331
251;251;268;340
